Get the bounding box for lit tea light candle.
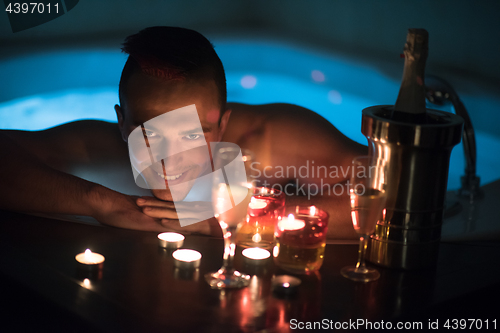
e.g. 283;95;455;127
275;206;329;274
242;247;271;261
172;249;202;269
158;232;185;249
248;197;268;210
277;214;306;231
75;249;104;278
248;197;269;218
75;249;105;265
272;275;301;295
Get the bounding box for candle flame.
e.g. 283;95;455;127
252;233;262;243
283;282;290;288
249;198;268;209
310;206;317;216
76;249;104;265
242;247;270;260
278;214;305;231
158;232;185;242
172;249;202;262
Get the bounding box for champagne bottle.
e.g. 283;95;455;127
392;28;429;123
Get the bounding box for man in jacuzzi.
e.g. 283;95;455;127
0;26;365;240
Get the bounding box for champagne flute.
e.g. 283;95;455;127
205;144;255;289
341;156;387;282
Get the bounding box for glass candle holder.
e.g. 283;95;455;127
273;205;329;274
236;187;285;250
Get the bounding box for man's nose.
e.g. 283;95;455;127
151;138;176;160
153;139;184;169
161;152;185;173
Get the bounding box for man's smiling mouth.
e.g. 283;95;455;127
157;171;184;181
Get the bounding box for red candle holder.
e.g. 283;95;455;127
236;187;285;250
273;205;329;274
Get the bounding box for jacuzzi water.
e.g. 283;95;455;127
1;40;499;190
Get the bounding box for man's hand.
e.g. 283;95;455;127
89;187;186;233
136;196;221;237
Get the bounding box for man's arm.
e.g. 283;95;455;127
0;129;100;215
134;197;222;237
0;123;172;232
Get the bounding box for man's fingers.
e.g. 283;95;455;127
142;205;212;220
173;201;213;211
161;219;192;235
136;197;175;208
162;219;211;235
142;207;178;219
147;217;190;234
161;218;179;225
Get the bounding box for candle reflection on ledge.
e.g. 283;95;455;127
173;267;200;281
214;261;323;332
266;271;322;328
238;275;268;330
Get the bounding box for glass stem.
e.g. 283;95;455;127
355;235;369;272
220;226;236;274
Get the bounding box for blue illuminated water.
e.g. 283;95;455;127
1;41;499;190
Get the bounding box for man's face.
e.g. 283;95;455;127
116;71;229;202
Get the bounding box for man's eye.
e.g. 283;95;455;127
144;130;158;138
184;134;202;140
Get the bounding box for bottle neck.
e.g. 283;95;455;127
394;29;428;115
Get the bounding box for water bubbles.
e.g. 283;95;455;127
240;75;257;89
328;90;342;104
311;70;325;82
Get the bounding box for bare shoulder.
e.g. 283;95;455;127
227;102;340;131
224;102;329;140
2;120;127;170
225;102;366;183
225;102;364;150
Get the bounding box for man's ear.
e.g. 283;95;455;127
217;108;232;141
114;104;128;142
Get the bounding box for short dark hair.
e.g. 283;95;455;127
118;26;227;117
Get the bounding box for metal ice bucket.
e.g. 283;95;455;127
362;105;463;269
